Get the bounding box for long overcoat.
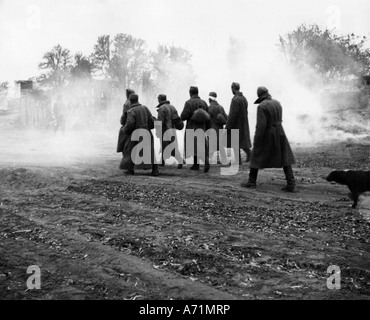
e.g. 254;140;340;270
120;99;131;126
225;92;251;150
180;95;211;159
117;99;131;153
208;100;228;153
156;100;181;159
250;94;295;169
119;103;155;171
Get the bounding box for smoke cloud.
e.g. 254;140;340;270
1;29;370;169
191;35;370;147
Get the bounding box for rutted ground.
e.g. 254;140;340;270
1;139;370;300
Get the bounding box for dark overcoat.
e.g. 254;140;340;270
180;95;211;158
119;103;155;170
117;99;132;153
250;94;295;169
208;100;228;153
120;99;131;126
225;92;251;150
157;101;175;132
156;101;181;159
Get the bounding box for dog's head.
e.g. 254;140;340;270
325;170;347;183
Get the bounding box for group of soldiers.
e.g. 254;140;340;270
117;82;297;192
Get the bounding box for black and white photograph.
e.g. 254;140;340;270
0;0;369;306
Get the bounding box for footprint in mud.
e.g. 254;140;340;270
358;195;370;222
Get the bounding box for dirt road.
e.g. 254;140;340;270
0;126;369;300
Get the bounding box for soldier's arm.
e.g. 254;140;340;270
120;113;126;126
120;103;130;125
253;106;267;148
225;99;238;130
147;108;155;130
180;102;192;121
171;106;180;120
203;101;209;112
120;107;127;126
122;109;136;135
157;108;165;123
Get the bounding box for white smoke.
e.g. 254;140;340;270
2;30;370;169
192;35;370;147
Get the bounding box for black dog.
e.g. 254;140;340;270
326;170;370;208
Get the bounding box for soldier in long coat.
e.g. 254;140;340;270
242;87;296;192
117;89;135;153
156;94;183;169
181;86;211;172
121;88;135;126
225;82;252;164
119;94;159;176
207;92;228;164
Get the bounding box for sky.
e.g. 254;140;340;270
1;0;370;85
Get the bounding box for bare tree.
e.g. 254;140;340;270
71;52;93;80
91;35;112;78
109;33;150;90
0;81;9;95
151;44;194;93
279;24;370;85
38;44;72;88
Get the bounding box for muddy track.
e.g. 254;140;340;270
1;144;370;300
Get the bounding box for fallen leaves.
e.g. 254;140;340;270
1;145;370;300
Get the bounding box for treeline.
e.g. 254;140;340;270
37;33;195;94
12;24;370;98
278;24;370;86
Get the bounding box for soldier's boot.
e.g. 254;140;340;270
214;152;221;165
177;159;185;169
204;143;210;173
282;165;297;192
190;156;200;170
125;169;135;175
190;164;200;170
120;157;135;175
241;168;258;188
151;164;159;177
204;157;210;173
119;156;125;170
